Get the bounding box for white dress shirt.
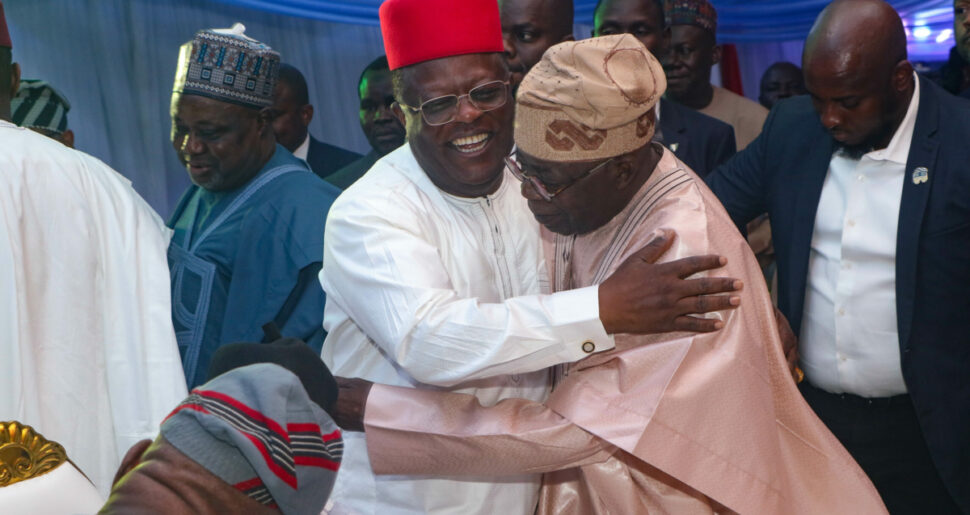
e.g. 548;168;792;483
292;132;310;161
800;75;920;397
320;145;613;514
0;121;187;495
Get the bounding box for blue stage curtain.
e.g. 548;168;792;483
210;0;953;41
4;0;385;216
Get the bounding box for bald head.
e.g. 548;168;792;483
499;0;574;85
804;0;906;79
802;0;913;154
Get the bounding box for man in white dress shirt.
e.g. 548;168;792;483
319;0;744;513
706;1;970;511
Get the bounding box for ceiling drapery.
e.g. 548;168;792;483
208;0;953;42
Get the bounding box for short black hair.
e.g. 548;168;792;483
593;0;666;28
357;55;390;98
276;62;310;106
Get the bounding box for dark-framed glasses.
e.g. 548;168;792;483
505;154;616;201
398;80;510;126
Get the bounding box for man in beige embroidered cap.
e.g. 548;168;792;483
335;34;887;514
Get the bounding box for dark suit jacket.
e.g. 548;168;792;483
305;135;362;182
658;97;736;177
325;150;380;190
706;77;970;511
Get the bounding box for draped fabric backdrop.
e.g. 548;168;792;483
3;0;952;215
5;0;386;216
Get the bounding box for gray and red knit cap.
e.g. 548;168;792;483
160;363;342;514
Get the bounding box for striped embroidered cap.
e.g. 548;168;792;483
173;23;280;109
161;363;342;514
11;80;71;135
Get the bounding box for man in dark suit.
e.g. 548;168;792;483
270;63;361;181
325;56;405;190
706;1;968;512
592;0;735;177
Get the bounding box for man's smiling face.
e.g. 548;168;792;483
397;52;515;198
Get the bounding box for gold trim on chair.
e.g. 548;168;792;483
0;421;67;487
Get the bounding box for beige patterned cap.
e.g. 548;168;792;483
514;34;666;161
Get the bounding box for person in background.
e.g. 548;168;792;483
270;62;361;181
706;0;970;511
952;0;970;98
167;24;339;388
320;0;741;512
499;0;574;89
592;0;736;177
663;0;768;151
0;1;186;495
324;56;405;190
758;61;806;110
11;78;74;147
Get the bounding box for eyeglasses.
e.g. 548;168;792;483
505;154;616;201
398;80;510;126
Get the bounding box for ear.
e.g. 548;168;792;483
611;154;638;190
112;439;153;487
10;62;20;98
391;102;407;131
711;44;722;66
892;60;915;93
60;128;75;148
301;103;314;126
256;107;273;134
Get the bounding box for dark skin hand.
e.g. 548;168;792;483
334;377;373;432
598;229;742;334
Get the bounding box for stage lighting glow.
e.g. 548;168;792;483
913;26;932;40
936;29;953;43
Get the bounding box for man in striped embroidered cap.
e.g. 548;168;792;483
167;23;340;389
11;79;74;147
338;34;887;514
102;362;342;514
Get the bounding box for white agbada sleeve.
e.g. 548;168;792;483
0;123;187;496
320;158;612;387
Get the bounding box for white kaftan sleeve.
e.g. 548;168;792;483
320;191;613;387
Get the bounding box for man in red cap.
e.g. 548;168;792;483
320;0;741;512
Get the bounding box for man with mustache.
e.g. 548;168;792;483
333;34;884;515
707;0;970;511
167;24;340;388
319;0;742;513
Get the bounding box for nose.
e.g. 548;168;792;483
503;31;517;61
376;104;396;123
181;133;206;155
519;177;543;201
453;95;485;123
818;103;841;130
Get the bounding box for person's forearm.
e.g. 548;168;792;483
363;384;616;476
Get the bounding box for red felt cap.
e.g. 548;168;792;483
379;0;504;70
0;2;11;49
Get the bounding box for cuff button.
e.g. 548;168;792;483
582;341;596;353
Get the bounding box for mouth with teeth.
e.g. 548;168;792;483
450;133;491;154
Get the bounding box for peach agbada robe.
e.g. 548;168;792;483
363;149;887;514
